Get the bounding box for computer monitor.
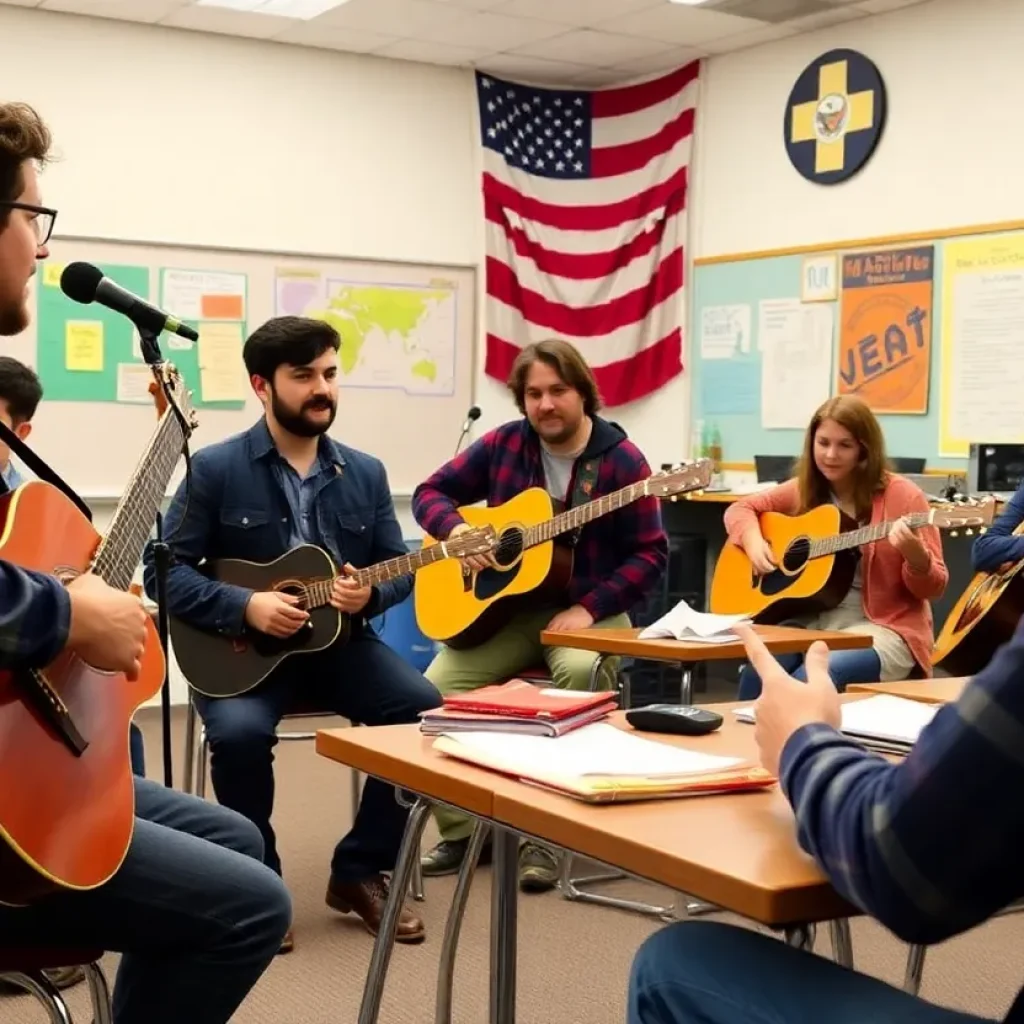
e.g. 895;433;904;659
754;455;796;483
968;443;1024;498
890;457;926;474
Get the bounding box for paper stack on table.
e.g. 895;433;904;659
639;600;752;643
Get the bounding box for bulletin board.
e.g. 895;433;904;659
690;219;1024;472
12;236;477;498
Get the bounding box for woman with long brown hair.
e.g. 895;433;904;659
723;395;948;699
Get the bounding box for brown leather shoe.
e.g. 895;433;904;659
325;874;425;944
277;928;294;955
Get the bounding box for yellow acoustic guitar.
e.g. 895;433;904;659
414;460;713;650
932;521;1024;677
710;498;996;624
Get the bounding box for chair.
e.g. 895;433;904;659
0;949;112;1024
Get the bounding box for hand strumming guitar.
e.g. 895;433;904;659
66;573;149;680
244;591;309;638
330;564;372;614
449;522;499;573
741;527;777;576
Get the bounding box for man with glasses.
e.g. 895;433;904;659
0;101;291;1023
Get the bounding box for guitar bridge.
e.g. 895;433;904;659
17;669;88;757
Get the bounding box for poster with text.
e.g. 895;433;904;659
837;245;934;414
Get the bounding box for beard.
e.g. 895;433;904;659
271;390;337;438
0;291;28;337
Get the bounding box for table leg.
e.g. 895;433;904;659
903;944;926;996
587;653;608;692
680;663;694;706
783;924;816;951
435;820;492;1024
828;919;853;968
489;827;519;1024
357;796;432;1024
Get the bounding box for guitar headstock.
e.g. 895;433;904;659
648;458;715;500
445;525;498;558
928;495;998;536
148;362;199;437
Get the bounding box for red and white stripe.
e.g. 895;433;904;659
482;61;700;407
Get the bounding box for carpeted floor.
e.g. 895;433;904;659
3;704;1020;1023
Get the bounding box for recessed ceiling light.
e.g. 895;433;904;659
667;0;714;6
195;0;355;19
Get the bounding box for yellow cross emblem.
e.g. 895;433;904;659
790;59;875;175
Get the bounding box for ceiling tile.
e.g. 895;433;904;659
430;0;508;8
489;0;663;28
311;0;464;33
474;51;593;85
0;0;45;7
160;4;289;37
699;22;799;53
565;67;636;87
782;5;868;29
855;0;927;10
608;45;704;73
38;0;185;18
510;28;677;68
270;22;399;49
373;36;492;63
594;5;764;46
415;10;568;48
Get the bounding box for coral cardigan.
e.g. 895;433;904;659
722;474;949;676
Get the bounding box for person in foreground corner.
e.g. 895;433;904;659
725;395;948;700
412;338;668;887
0;102;290;1023
971;476;1024;574
627;621;1024;1024
144;315;442;952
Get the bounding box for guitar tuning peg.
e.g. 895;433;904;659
949;530;959;537
965;528;974;536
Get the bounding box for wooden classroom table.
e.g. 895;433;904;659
316;699;874;1024
540;624;874;704
847;676;969;704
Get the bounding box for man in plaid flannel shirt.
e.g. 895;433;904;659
412;339;668;887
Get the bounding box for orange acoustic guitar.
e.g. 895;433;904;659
710;498;996;624
0;362;197;905
932;521;1024;676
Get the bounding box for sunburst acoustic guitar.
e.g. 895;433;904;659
0;362;197;906
710;498;996;624
413;460;713;650
932;521;1024;677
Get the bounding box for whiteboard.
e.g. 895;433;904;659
13;235;477;497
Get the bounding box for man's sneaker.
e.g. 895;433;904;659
518;841;560;892
420;837;492;876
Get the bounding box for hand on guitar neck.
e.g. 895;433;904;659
66;573;149;680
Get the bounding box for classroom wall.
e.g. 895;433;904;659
693;0;1019;260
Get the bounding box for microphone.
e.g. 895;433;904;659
60;262;200;343
455;405;481;456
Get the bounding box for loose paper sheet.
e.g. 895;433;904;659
197;321;246;402
162;269;246;321
116;362;153;404
65;321;104;372
701;304;752;360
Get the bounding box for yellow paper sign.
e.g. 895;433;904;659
42;263;64;288
197;321;245;402
65;321;104;372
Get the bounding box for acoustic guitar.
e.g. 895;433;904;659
710;498;996;624
170;527;496;699
0;363;197;906
413;460;713;650
932;521;1024;676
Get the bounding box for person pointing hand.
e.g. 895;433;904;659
734;625;841;776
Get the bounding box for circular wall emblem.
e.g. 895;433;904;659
784;49;887;185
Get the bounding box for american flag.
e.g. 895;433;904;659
476;61;699;407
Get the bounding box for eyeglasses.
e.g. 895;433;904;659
0;201;57;246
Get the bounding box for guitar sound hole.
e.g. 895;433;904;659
495;528;524;568
782;538;810;574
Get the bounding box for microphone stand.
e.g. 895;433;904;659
138;326;174;791
454;422;472;457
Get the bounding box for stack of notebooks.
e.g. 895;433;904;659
419;679;618;738
733;694;939;754
432;722;776;803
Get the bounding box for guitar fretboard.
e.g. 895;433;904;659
297;542;457;611
523;478;650;548
807;511;933;559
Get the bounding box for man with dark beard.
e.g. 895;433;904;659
144;316;441;952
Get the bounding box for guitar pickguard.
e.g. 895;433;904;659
473;561;522;601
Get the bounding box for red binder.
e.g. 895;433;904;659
442;680;617;721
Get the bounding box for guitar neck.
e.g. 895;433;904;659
522;478;651;549
300;543;455;610
807;511;933;559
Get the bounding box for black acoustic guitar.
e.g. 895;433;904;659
170;529;495;699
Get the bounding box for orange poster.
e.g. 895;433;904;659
837;245;934;414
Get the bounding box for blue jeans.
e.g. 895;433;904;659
628;921;993;1024
0;777;291;1024
194;631;441;879
738;647;882;701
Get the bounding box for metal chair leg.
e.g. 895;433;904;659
435;821;491;1024
182;699;197;794
0;971;74;1024
829;919;854;969
83;961;114;1024
904;944;926;995
196;729;209;800
558;851;676;921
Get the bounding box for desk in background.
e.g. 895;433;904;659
847;676;968;704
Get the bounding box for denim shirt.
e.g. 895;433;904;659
143;418;412;637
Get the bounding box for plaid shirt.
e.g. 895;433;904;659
412;416;667;622
781;620;1024;1020
0;562;71;670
